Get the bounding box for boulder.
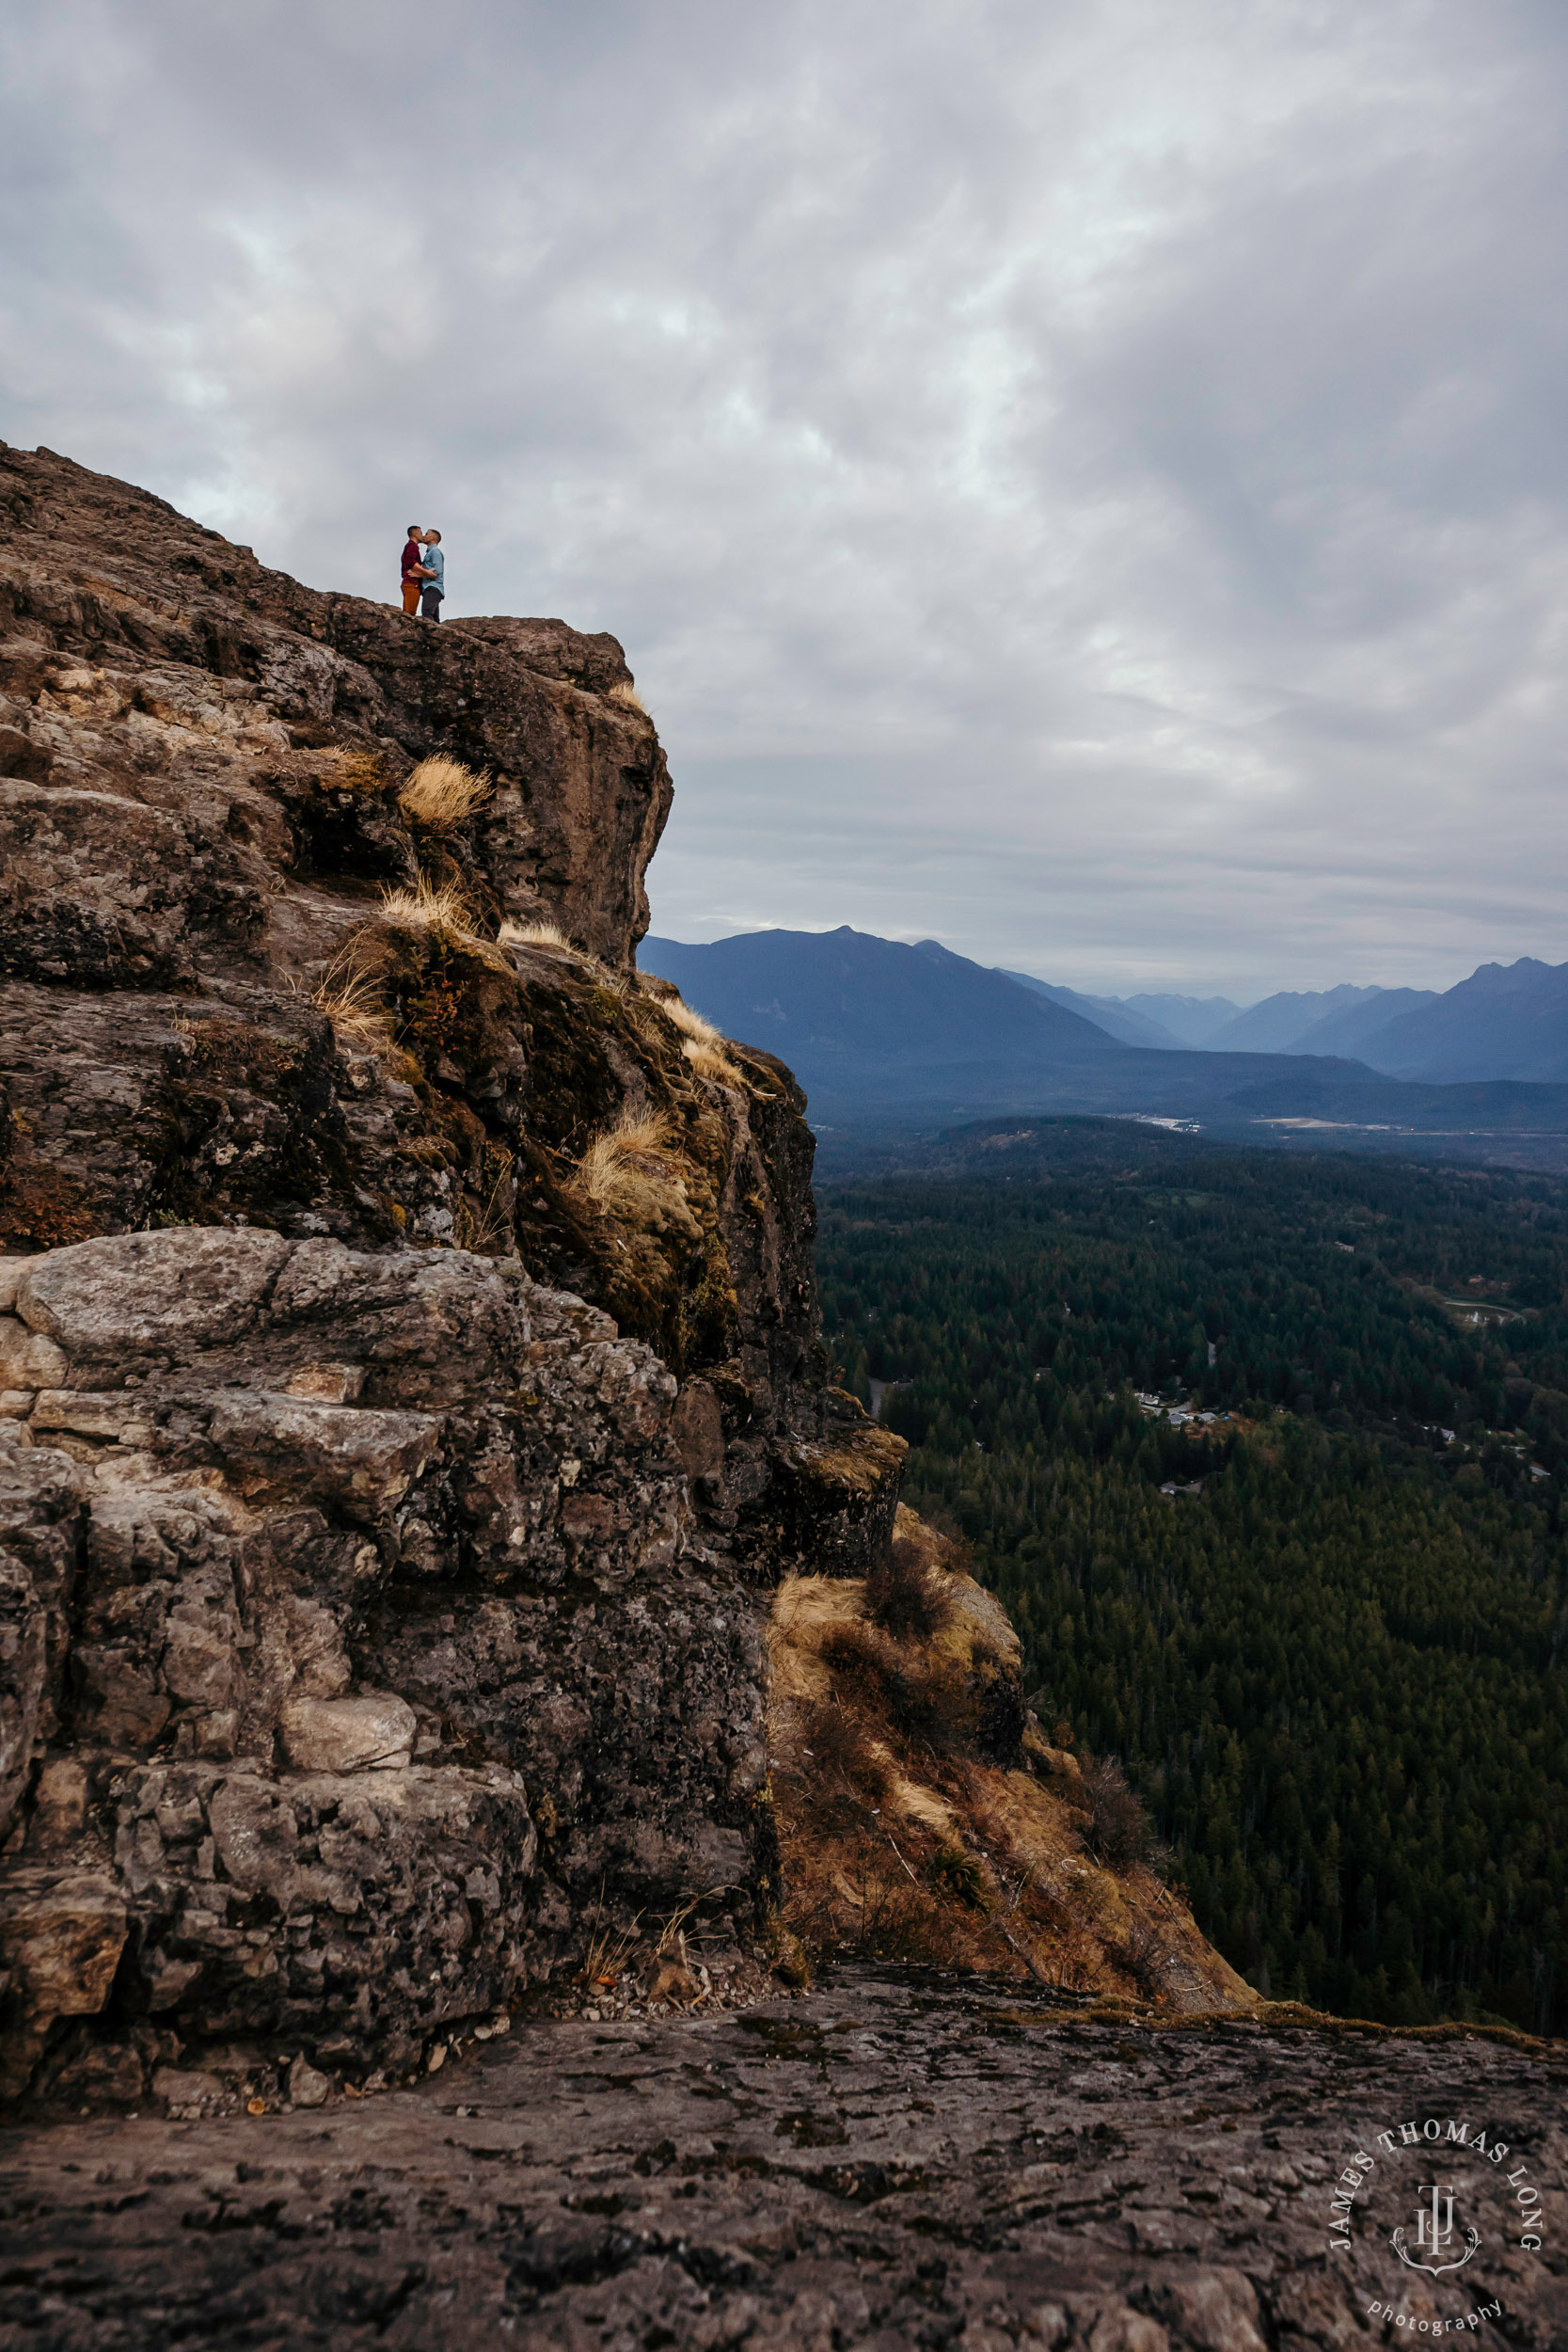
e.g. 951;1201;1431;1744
14;1227;291;1357
0;1867;127;2099
287;2052;333;2108
279;1693;418;1773
0;1316;68;1388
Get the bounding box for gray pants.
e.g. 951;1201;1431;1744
420;588;443;620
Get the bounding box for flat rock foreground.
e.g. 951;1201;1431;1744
1;1971;1562;2351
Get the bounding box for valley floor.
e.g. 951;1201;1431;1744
1;1969;1561;2349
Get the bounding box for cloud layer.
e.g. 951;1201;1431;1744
5;0;1567;993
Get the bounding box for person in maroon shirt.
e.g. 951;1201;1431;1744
401;527;431;615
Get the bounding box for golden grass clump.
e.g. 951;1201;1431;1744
377;873;504;962
685;1037;744;1084
398;755;494;834
662;997;722;1047
286;945;392;1055
573;1105;676;1204
607;681;648;716
661;994;744;1085
567;1110;698;1235
498;917;577;952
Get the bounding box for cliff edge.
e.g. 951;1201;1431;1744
0;445;1241;2118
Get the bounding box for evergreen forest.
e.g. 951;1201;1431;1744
816;1119;1568;2032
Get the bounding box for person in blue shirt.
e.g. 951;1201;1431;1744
419;531;445;621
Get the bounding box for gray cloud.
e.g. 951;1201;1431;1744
5;0;1567;995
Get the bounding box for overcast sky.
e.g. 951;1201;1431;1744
5;0;1567;999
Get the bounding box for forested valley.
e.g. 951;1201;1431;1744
816;1119;1568;2033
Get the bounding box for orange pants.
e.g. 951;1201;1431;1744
402;579;421;613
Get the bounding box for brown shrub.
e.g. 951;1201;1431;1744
1079;1754;1155;1874
782;1830;951;1965
929;1843;992;1912
0;1160;103;1249
817;1619;962;1749
786;1700;892;1839
818;1619;899;1693
864;1534;949;1642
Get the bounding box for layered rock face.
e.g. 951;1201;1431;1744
0;445;903;2108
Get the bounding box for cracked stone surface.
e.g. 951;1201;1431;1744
2;1968;1562;2349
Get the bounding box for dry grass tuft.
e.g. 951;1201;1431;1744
580;1913;645;1990
453;1170;516;1257
660;995;744;1085
376;873;507;966
287;944;393;1055
565;1111;701;1243
398;755;494;834
684;1037;744;1085
575;1109;672;1202
379;872;476;937
498;917;577;953
662;997;723;1048
607;681;648;716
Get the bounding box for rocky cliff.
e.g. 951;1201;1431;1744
0;445;1235;2119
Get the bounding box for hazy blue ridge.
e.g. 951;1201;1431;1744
1344;957;1568;1082
639;925;1117;1069
997;970;1184;1048
1288;987;1441;1063
641;930;1568;1162
1204;983;1388;1054
640;926;1376;1123
1117;993;1243;1046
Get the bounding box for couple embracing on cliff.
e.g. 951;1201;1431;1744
400;526;445;620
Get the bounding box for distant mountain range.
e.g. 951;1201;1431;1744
1204;984;1401;1055
639;928;1295;1120
1280;988;1441;1060
1114;993;1242;1046
1002;957;1568;1080
646;929;1114;1076
1345;959;1568;1083
997;973;1188;1049
640;929;1568;1160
